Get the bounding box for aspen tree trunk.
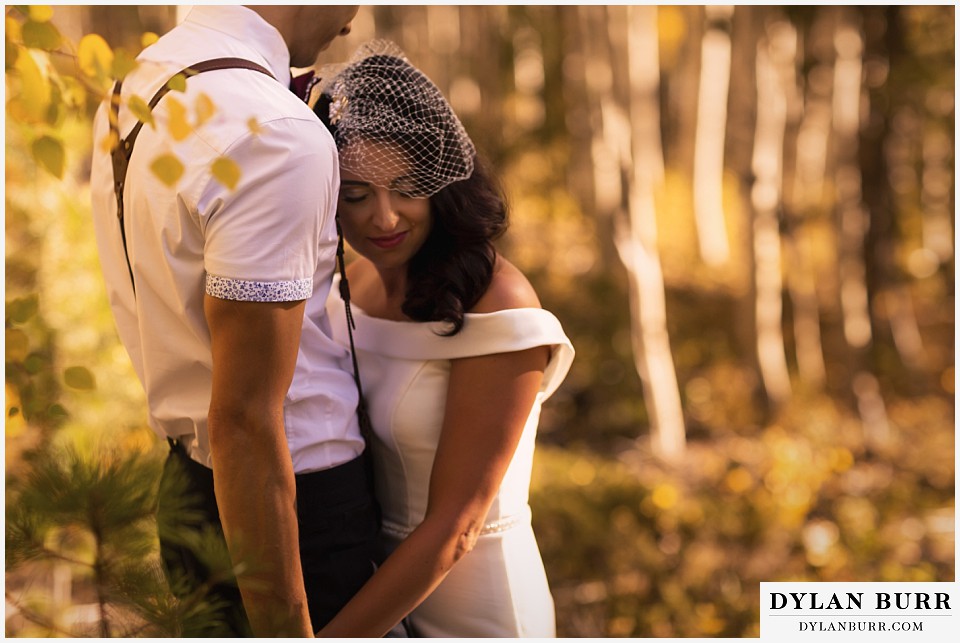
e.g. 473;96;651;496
614;5;686;460
692;5;734;266
577;6;623;271
782;12;833;389
750;22;794;407
784;242;827;387
832;8;891;446
424;5;459;91
458;5;507;148
832;18;872;352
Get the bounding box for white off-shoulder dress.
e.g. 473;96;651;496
327;286;574;637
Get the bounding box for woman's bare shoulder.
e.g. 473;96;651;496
343;258;378;306
471;256;542;314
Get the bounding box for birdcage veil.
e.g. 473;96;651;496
316;40;476;198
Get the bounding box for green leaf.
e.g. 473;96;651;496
64;366;96;390
21;19;61;51
8;294;39;323
5;328;30;362
111;47;138;81
211;156;241;191
44;78;62;125
166;73;187;93
24;354;45;374
31;135;65;179
150;153;184;187
127;94;155;128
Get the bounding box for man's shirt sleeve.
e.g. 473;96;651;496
198;117;338;302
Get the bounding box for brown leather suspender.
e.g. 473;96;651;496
110;60;377;483
108;58;275;294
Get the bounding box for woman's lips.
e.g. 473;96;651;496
368;231;408;249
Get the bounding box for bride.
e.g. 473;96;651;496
314;41;574;637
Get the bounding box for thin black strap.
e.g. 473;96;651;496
335;214;374;443
109;58;276;295
335;215;379;516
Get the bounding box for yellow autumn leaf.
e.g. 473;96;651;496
166;73;187;93
59;75;87;109
106;93;121;127
165;96;191;141
99;131;119;154
78;33;113;79
9;50;50;124
28;6;54;22
150;153;184;187
211;157;241;191
141;31;159;48
194;92;215;128
6;16;23;43
6;17;22;69
127;94;155;128
247;117;262;136
32;135;66;178
6;329;30;362
111;47;138;81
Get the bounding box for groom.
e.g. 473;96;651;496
90;6;390;636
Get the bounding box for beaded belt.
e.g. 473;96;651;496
381;505;532;540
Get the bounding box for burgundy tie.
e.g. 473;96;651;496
290;70;318;103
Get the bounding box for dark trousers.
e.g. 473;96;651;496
157;439;405;637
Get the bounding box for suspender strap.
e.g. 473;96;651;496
113;60;374;489
109;58;276;295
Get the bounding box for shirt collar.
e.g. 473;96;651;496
180;5;292;87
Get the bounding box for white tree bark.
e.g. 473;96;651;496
614;5;686;461
832;22;873;351
692;5;734;266
750;22;794;406
783;17;832;389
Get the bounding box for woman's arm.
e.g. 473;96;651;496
317;342;550;637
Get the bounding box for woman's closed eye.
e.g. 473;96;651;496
340;181;372;203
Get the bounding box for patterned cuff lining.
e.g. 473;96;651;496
205;274;312;302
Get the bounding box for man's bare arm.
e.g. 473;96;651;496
204;295;312;637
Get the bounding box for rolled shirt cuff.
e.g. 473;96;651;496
205;274;312;302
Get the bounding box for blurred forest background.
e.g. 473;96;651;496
5;4;955;638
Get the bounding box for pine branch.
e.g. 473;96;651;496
5;590;80;638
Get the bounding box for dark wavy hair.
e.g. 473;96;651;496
315;55;508;335
403;156;507;335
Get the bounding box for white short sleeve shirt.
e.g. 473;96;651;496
89;6;363;472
